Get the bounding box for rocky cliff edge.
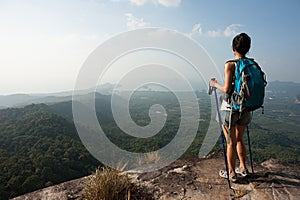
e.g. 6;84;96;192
12;153;300;200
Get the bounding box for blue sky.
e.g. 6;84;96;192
0;0;299;94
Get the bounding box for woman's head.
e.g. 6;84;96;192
232;33;251;56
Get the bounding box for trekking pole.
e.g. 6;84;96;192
246;126;254;174
208;79;231;189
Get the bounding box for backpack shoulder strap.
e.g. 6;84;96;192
228;58;261;74
225;59;239;63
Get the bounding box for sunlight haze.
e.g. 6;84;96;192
0;0;299;94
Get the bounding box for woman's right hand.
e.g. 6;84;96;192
210;79;217;88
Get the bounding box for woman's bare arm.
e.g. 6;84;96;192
210;62;235;94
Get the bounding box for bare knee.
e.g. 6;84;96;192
236;125;246;143
236;139;244;146
228;138;237;149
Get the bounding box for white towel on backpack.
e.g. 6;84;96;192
220;99;231;111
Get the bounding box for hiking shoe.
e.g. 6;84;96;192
219;170;237;182
235;167;249;177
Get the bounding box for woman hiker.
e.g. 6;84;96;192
210;33;252;182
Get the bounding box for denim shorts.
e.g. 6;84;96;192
222;110;251;127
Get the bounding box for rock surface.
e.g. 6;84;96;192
12;176;89;200
12;154;300;200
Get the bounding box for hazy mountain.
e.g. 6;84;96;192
266;81;300;98
0;94;35;108
0;83;117;108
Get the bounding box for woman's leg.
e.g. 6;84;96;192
222;125;237;175
236;124;247;170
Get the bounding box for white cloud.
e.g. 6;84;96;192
207;30;223;38
156;0;181;7
192;23;203;35
125;13;150;29
191;23;242;38
223;24;241;37
128;0;181;7
129;0;148;6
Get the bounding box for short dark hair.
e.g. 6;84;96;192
232;33;251;55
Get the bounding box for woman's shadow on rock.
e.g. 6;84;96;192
236;171;300;188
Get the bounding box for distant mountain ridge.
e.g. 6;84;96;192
0;81;299;109
266;80;300;97
0;83;116;108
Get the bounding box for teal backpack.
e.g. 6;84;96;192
228;58;267;112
